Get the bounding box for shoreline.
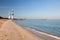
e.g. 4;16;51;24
14;20;60;40
0;19;44;40
0;19;60;40
21;26;60;40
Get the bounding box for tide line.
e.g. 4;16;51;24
32;29;60;40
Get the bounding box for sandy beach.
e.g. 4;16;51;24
0;19;44;40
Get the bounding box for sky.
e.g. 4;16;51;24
0;0;60;19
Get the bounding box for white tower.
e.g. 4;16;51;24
8;9;14;19
8;13;11;19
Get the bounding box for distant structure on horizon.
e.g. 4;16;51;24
8;9;14;19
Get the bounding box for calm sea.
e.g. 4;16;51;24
14;20;60;37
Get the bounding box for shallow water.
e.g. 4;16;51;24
14;20;60;37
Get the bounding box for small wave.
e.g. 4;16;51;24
31;28;60;40
23;26;60;40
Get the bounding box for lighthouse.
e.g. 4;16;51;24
8;9;14;19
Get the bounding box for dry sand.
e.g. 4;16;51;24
0;19;44;40
0;19;7;27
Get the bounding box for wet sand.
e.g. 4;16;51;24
0;19;44;40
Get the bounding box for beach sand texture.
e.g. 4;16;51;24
0;19;44;40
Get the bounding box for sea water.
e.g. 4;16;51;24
14;20;60;37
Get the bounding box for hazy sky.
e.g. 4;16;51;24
0;0;60;19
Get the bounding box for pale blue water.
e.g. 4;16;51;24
14;20;60;37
